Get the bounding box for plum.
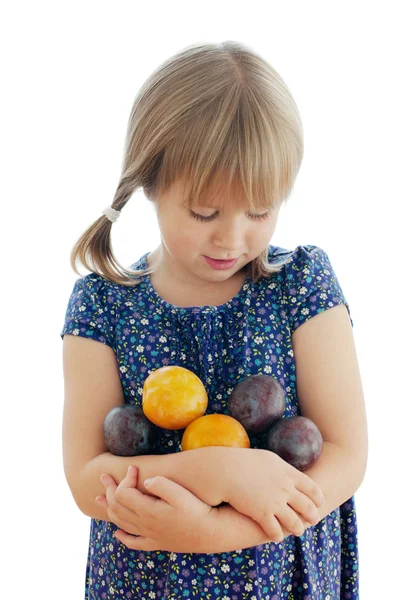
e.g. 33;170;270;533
103;404;157;456
228;374;286;434
261;415;323;471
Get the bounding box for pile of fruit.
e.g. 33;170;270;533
103;365;323;471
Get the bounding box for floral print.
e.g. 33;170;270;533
60;244;359;599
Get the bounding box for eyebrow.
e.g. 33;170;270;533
192;205;270;212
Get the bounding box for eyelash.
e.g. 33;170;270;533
189;210;269;222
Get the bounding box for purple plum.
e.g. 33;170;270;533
103;404;157;456
262;415;323;471
228;374;286;435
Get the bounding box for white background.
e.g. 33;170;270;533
1;1;396;598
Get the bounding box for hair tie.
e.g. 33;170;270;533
102;205;121;223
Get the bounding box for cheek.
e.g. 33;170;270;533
166;221;199;250
177;233;196;250
249;222;277;249
251;224;271;242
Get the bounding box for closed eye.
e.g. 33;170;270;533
188;210;269;222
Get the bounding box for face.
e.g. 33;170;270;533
150;176;282;288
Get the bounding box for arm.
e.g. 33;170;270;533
78;446;226;521
62;334;226;523
209;305;369;551
292;304;368;509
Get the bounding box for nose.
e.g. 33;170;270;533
211;215;245;253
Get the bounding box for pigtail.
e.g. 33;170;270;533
70;173;154;287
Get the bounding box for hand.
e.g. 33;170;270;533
96;464;219;553
223;448;325;543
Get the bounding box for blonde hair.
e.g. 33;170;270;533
71;41;304;286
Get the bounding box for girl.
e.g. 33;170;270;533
61;41;367;599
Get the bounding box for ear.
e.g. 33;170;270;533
143;186;157;201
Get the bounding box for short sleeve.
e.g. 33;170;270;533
60;275;116;349
282;244;353;333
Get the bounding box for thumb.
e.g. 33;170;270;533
144;476;200;508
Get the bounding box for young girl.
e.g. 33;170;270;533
61;41;367;599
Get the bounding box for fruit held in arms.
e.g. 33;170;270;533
142;365;208;430
228;374;286;435
182;414;250;451
261;416;323;471
104;404;157;456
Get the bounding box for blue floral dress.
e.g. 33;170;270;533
60;244;360;599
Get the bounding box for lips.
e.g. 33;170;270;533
204;256;239;270
207;256;238;261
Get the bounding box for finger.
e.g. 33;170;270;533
107;508;142;536
95;495;107;508
100;473;117;488
295;475;325;508
108;497;140;523
289;490;320;526
100;473;118;507
98;484;140;526
118;465;139;489
100;473;123;511
110;467;158;520
114;482;161;516
258;513;285;544
276;506;306;537
114;481;157;514
143;476;205;510
114;529;156;552
99;473;141;525
109;468;142;521
114;465;142;505
301;518;312;530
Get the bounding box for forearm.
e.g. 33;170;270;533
302;440;366;521
211;504;278;551
77;447;225;521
